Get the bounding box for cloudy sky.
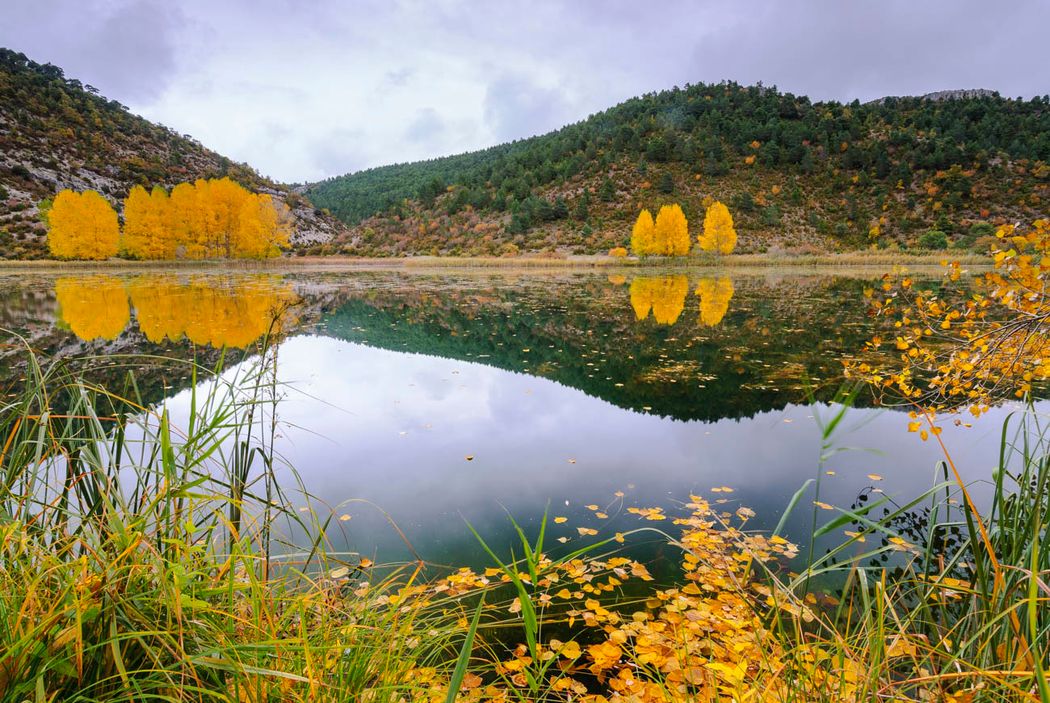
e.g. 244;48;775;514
3;0;1047;183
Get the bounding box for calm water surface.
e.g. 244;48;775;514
0;268;1018;567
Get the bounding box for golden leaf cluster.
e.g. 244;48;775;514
849;219;1050;419
47;178;292;260
46;190;121;260
698;201;737;255
630;204;690;256
629;275;735;327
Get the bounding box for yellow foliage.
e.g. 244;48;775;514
55;276;130;340
53;178;290;261
852;219;1050;415
653;204;690;256
630;209;655;256
699;201;737;255
123;185;176;259
633;205;689;256
608;246;628;258
696;277;735;326
155;177;290;259
47;190;120;260
53;275;297;348
630;275;688;325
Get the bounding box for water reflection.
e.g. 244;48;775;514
53;274;298;348
55;275;130;341
696;277;734;327
0;268;1015;565
630;275;689;325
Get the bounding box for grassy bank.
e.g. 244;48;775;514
0;346;1045;702
0;250;990;274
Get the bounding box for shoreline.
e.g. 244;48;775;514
0;251;989;274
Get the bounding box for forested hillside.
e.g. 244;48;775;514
307;82;1050;256
0;48;344;259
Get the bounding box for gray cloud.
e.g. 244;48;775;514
483;73;572;143
1;0;1047;182
1;0;184;102
308;128;370;180
405;108;445;145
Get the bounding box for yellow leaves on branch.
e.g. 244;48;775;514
699;200;736;255
630;275;689;325
654;204;690;255
48;178;292;261
631;204;690;256
628;275;735;327
122;185;174;259
852;219;1050;415
47;190;120;260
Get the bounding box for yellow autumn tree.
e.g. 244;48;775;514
696;277;735;326
47;190;120;260
55;275;130;341
630;275;689;325
235;194;292;258
166;182;204;258
122;185;176;259
653;204;690;256
631;209;655;256
699;201;737;255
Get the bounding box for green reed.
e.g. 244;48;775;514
0;343;467;702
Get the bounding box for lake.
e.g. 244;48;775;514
0;267;1015;570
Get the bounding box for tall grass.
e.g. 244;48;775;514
0;341;1045;701
751;395;1049;702
0;345;466;702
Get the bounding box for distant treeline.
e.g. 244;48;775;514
306;82;1050;227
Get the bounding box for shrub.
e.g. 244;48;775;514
918;229;949;249
608;246;627;257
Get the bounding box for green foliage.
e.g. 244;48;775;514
307;81;1050;231
657;171;675;194
918;229;949;249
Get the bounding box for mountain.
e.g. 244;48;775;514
306;82;1050;257
0;48;344;259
